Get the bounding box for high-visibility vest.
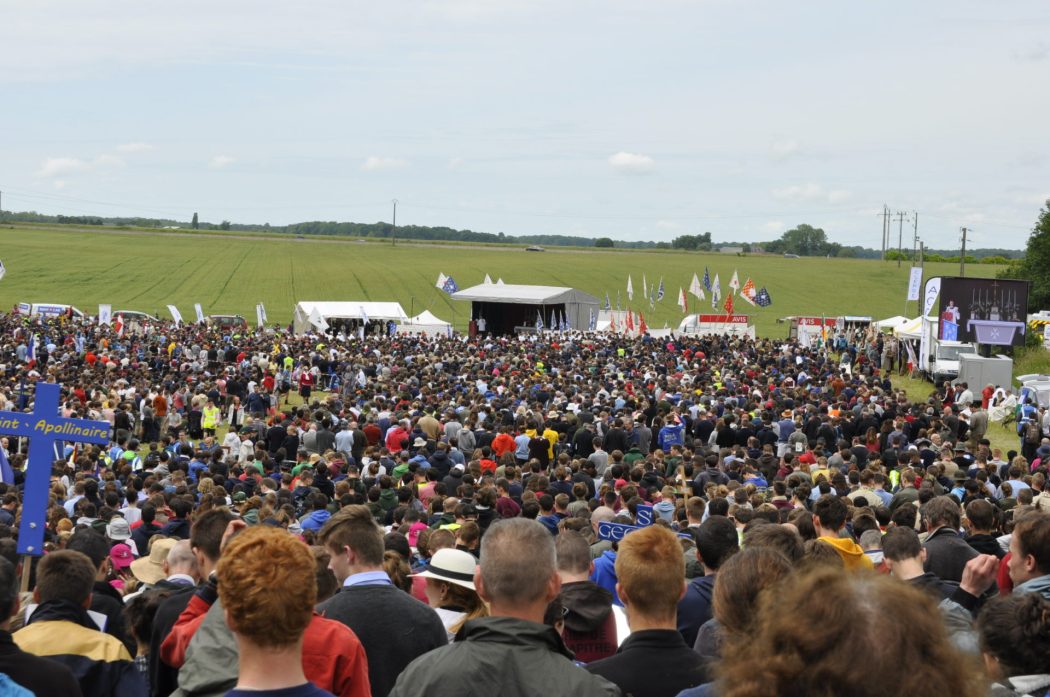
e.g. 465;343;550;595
202;406;220;429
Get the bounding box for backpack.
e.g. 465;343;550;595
1025;419;1041;445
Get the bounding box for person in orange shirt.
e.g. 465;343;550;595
491;426;516;459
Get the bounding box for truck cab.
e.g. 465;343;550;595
929;341;977;385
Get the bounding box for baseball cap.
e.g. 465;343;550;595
109;543;134;571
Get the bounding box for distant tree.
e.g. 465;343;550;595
594;237;614;248
655;241;671;249
779;224;831;256
220;220;231;231
836;247;858;258
980;255;1009;264
741;243;752;253
191;212;199;230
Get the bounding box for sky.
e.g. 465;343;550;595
1;0;1048;249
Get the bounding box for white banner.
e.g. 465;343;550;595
922;277;941;317
194;303;205;323
167;305;183;324
256;303;267;327
1044;325;1050;351
907;267;923;301
98;304;112;326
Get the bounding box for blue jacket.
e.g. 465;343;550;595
677;574;716;647
301;509;332;532
590;551;621;606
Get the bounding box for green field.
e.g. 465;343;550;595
0;223;1001;337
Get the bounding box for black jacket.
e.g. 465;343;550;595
0;628;83;697
91;580;135;655
587;629;710;697
924;526;980;584
966;533;1006;559
149;585;195;697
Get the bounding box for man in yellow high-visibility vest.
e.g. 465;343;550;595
202;399;221;437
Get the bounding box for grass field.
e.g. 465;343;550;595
0;223;1003;338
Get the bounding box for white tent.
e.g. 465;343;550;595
292;301;407;334
398;310;452;337
877;315;909;331
894;316;929;340
451;283;599;334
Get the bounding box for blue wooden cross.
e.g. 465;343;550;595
0;383;110;555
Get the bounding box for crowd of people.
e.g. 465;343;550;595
0;308;1049;697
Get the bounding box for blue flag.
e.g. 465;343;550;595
702;268;711;291
0;445;14;485
657;278;665;301
755;287;772;307
616;290;621;311
536;313;544;330
589;308;597;330
441;276;460;294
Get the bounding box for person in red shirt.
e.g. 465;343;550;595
165;523;370;697
491;427;516;459
385;420;410;454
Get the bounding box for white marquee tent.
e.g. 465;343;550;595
292;301;407;335
397;310;452;337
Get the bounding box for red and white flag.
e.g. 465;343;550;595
723;294;734;316
729;270;740;293
626;310;635;332
638;312;648;335
115;313;125;337
678;287;688;314
740;277;757;305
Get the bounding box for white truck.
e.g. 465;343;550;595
921;316;977;384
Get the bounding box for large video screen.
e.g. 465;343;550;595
937;277;1029;346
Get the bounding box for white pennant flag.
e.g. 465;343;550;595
642;274;648;299
435;272;448;290
678;287;688;314
256;303;267;327
729;269;740;293
689;273;705;300
98;304;112;326
627;275;634;301
484;273;493;284
167;305;184;324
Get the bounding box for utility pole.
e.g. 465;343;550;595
895;210;908;268
391;199;398;246
960;227;969;277
881;205;890;260
912;211;919;264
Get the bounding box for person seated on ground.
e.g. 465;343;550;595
14;550;145;697
586;524;708;697
388;518;619;697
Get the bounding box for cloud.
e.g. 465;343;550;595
1013;41;1049;62
36;157;91;178
361;156;408;172
655;220;681;231
117;142;154;153
53;180;67;190
608;151;654;174
448;157;464;170
209;155;236;169
93;154;125;168
762;220;785;234
772;183;851;204
770;139;800;160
